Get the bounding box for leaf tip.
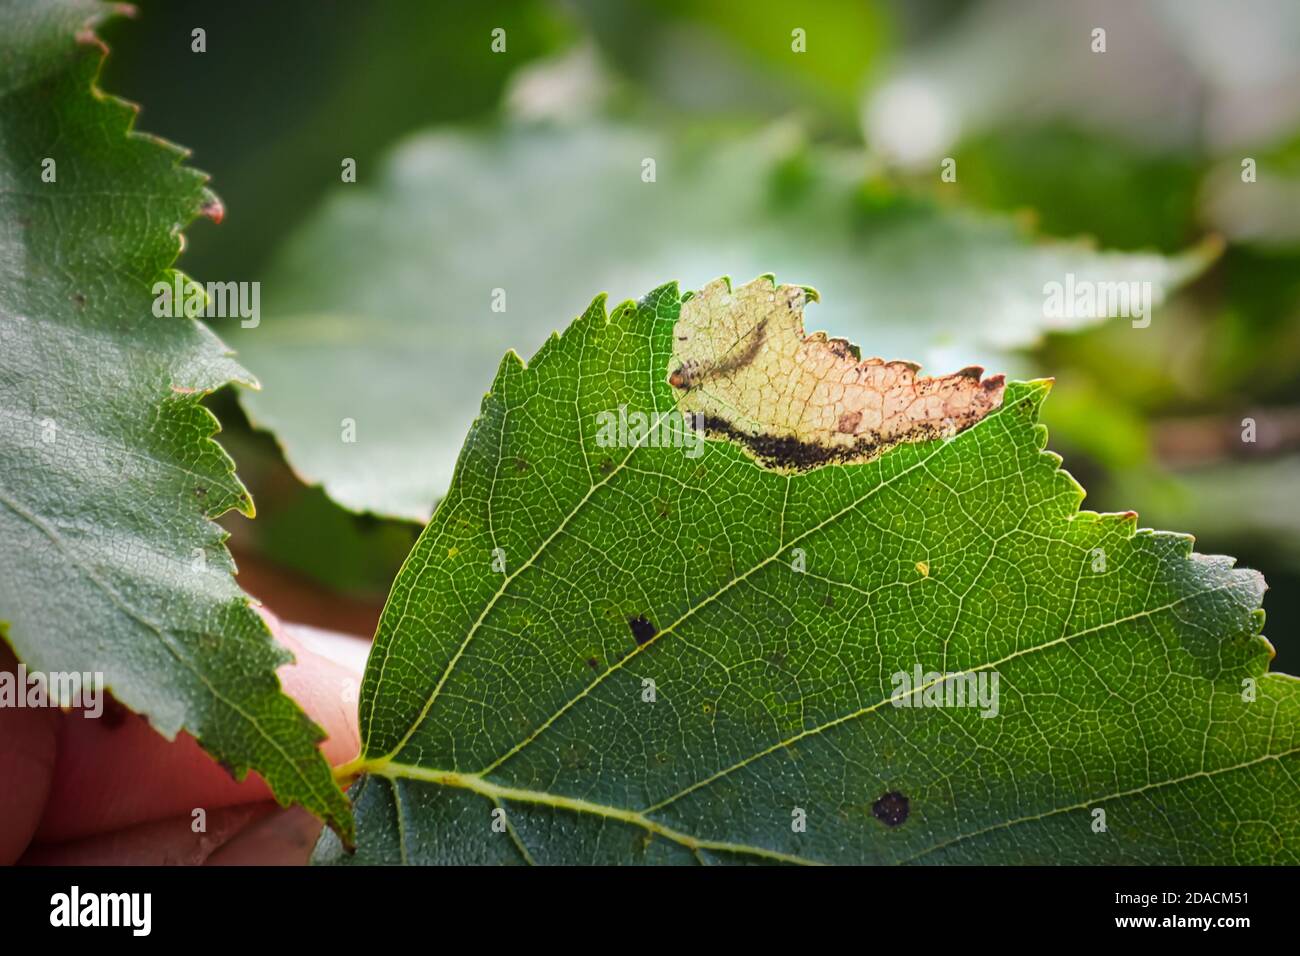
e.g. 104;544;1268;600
200;195;225;225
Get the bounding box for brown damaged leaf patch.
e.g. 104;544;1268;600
669;277;1005;471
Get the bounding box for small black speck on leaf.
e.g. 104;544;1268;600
629;615;657;645
872;790;910;827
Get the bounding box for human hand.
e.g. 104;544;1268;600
0;609;365;865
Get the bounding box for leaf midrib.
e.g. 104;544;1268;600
362;742;1300;866
361;759;815;866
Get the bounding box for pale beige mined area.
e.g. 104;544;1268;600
668;277;1005;470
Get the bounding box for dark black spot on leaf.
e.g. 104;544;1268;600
514;456;530;473
194;486;207;498
71;292;86;307
586;657;599;670
599;457;615;475
629;615;657;645
872;791;910;827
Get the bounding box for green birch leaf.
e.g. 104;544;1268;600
316;276;1297;865
0;0;351;840
234;123;1216;521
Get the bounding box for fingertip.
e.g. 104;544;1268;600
0;645;60;864
262;610;367;766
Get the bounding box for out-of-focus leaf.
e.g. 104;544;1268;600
98;0;574;279
1201;149;1300;250
1038;380;1151;473
256;487;418;599
235;123;1215;519
1112;455;1300;572
955;127;1203;253
573;0;891;127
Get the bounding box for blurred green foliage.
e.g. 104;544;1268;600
100;0;573;278
954;127;1204;253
